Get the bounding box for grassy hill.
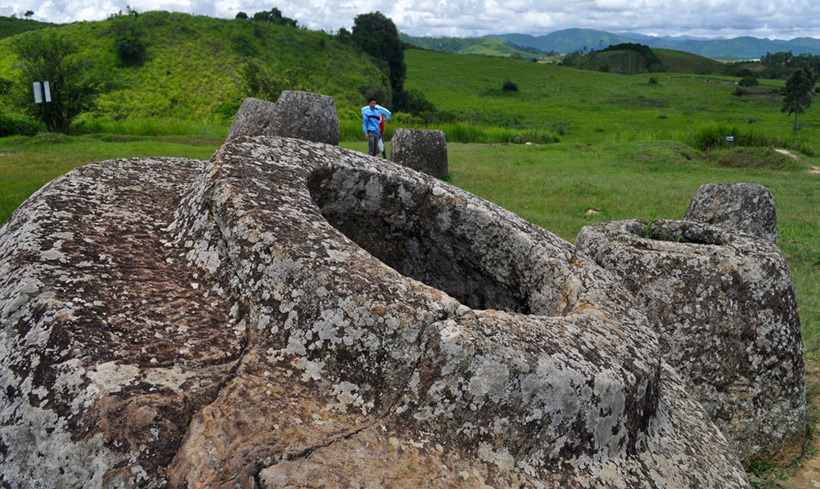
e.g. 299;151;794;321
0;11;388;128
0;15;52;40
562;44;726;75
653;48;726;74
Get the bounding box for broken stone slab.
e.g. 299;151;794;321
575;218;806;464
226;90;340;145
1;138;751;488
390;128;448;178
684;182;779;243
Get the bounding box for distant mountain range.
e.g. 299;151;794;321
403;28;820;60
484;28;820;60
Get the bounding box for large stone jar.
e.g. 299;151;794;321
576;218;806;463
227;91;339;145
0;139;750;488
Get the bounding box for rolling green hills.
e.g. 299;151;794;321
0;11;816;154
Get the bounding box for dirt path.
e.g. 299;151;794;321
774;148;820;175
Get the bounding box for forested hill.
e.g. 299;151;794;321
0;11;388;123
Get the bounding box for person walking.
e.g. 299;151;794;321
362;97;382;157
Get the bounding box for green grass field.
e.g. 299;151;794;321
404;49;815;150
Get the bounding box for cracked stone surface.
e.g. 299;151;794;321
1;138;750;488
575;219;806;464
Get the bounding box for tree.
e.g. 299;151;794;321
235;11;248;20
252;8;297;27
24;10;34;18
352;11;406;97
111;17;147;67
781;68;814;133
11;31;102;133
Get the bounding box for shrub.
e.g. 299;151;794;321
649;77;659;85
110;16;147;67
739;76;759;87
393;88;436;117
502;80;518;92
114;35;147;66
0;113;39;137
212;99;243;122
231;32;258;57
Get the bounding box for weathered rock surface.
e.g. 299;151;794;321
227;91;339;145
575;219;806;464
390;128;448;178
0;139;750;488
683;183;779;243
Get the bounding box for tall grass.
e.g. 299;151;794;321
340;119;558;144
72;117;230;139
688;122;818;155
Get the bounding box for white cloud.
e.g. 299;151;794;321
2;0;819;40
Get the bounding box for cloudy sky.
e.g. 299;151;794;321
3;0;819;40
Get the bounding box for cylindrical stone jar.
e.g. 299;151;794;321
389;128;448;178
575;219;806;464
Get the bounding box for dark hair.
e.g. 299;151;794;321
368;97;376;103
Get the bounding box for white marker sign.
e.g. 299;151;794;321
33;81;52;103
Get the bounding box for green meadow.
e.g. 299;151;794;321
1;16;819;481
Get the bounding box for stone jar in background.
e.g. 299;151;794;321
390;128;448;178
684;183;779;243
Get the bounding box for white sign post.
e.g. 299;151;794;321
32;81;52;131
33;81;51;103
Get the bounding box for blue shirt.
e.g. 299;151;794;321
362;106;381;135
